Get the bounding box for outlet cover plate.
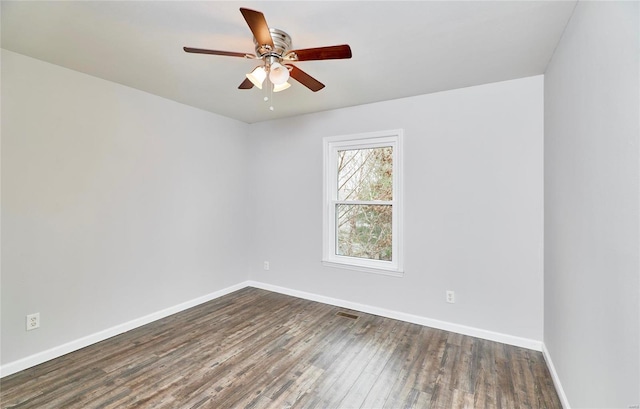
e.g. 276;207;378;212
446;291;455;304
26;313;40;331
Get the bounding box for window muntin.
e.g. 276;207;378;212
323;130;403;276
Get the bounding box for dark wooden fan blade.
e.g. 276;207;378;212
183;47;249;58
238;78;254;89
239;8;273;48
289;65;325;92
288;45;352;61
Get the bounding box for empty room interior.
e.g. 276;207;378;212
1;1;638;408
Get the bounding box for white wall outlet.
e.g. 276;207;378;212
263;261;270;271
26;313;40;331
446;290;455;304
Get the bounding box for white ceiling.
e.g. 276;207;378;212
1;1;576;124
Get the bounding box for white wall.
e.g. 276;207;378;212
1;49;546;375
544;2;640;408
248;76;544;343
1;50;250;366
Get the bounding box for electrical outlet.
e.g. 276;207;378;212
263;261;270;271
446;291;455;304
26;313;40;331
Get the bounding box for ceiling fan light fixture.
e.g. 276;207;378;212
273;81;291;92
268;62;290;85
184;8;352;100
246;66;267;89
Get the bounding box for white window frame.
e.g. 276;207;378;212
322;129;404;277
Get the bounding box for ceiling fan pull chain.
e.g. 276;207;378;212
263;70;269;102
269;78;275;111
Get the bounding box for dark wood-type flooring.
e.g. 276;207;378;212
1;287;561;408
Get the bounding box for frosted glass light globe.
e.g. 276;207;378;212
273;82;291;93
246;66;267;89
269;62;290;85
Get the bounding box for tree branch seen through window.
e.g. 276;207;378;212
336;147;393;260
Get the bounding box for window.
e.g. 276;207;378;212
323;129;403;276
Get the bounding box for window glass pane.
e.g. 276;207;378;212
336;204;392;261
337;147;393;201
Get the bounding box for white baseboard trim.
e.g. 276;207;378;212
247;281;543;351
2;279;544;378
542;343;571;409
0;281;250;378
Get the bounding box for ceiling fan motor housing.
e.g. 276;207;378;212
255;28;292;60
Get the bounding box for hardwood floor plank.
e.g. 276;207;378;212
309;315;398;408
209;307;343;407
415;328;449;395
428;343;459;408
472;340;498;409
266;365;324;409
237;311;353;408
0;288;562;409
451;388;475;409
357;322;423;408
531;349;561;409
383;332;438;408
336;319;404;408
451;335;476;394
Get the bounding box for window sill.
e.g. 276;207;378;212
322;260;404;277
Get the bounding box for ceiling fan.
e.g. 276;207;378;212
183;7;352;93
